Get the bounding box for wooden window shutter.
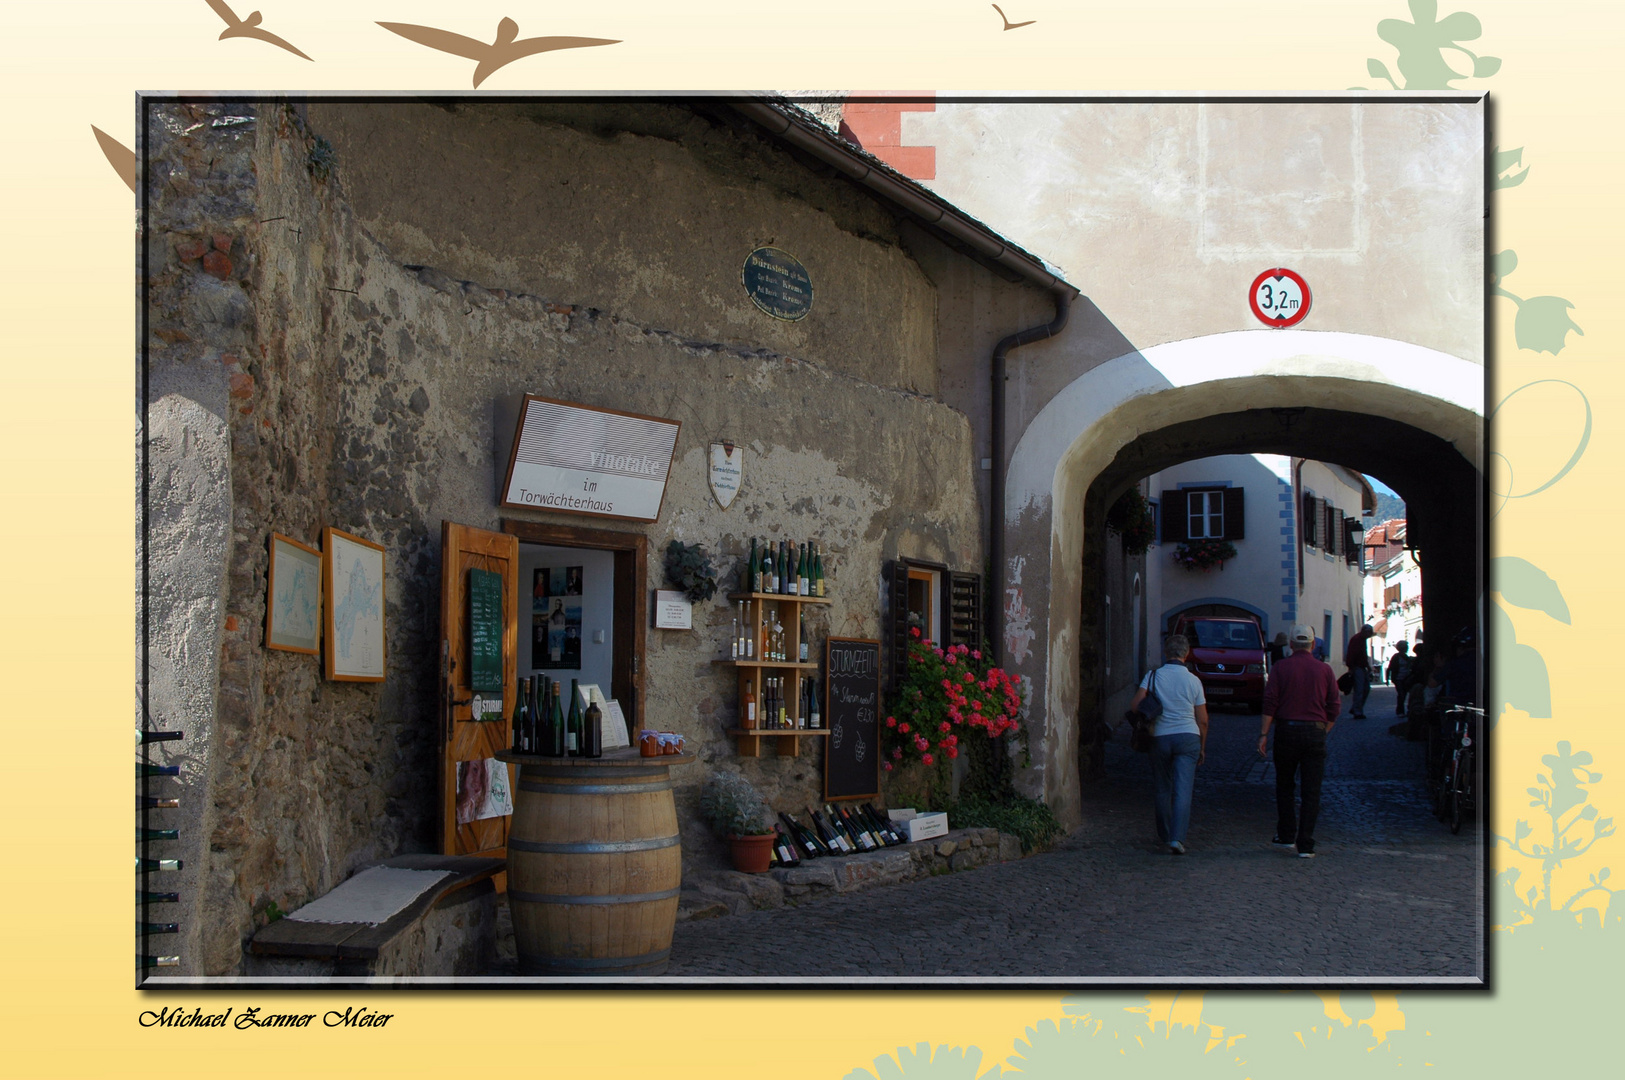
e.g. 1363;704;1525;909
887;559;911;693
946;572;984;650
1161;491;1189;542
1302;494;1318;547
1222;486;1245;540
1314;498;1328;551
1344;518;1361;565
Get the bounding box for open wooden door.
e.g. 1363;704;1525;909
440;521;519;867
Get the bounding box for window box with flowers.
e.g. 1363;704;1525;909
1172;537;1237;572
881;629;1026;810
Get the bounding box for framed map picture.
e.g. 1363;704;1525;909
266;533;322;654
323;527;386;682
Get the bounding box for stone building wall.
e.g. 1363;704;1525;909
145;100;1015;973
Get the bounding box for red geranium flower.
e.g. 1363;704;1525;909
886;716;897;728
947;746;959;759
921;753;934;765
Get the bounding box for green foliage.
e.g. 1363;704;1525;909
262;900;284;923
1105;488;1155;556
944;792;1062;854
882;635;1023;773
697;770;773;837
662;539;718;602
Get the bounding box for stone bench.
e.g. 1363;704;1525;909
677;827;1023;920
247;854;504;977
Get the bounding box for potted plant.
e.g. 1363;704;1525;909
698;770;776;873
663;540;719;602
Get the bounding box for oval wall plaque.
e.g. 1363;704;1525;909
742;247;813;321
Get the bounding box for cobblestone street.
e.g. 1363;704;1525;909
665;687;1484;981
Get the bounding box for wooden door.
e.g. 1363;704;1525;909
440;521;519;861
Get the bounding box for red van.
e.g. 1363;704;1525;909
1168;616;1268;711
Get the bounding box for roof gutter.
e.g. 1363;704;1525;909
732;98;1081;664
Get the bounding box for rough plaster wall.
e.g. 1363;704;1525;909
146;102;982;968
305;102;939;399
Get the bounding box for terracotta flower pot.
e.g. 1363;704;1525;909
728;833;775;874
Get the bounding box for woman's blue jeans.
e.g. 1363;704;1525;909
1150;732;1202;846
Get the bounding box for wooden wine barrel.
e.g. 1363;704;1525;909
497;749;693;976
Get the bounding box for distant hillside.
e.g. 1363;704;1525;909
1367;491;1406;524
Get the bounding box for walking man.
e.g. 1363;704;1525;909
1258;624;1341;858
1345;622;1375;718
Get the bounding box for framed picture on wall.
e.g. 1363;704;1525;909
266;533;322;654
532;565;584;669
323;527;386;682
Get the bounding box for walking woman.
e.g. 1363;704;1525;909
1130;634;1209;854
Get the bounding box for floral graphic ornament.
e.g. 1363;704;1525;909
1366;0;1500;89
1492;250;1584;355
1498;743;1618;926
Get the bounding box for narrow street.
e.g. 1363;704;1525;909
665;686;1483;980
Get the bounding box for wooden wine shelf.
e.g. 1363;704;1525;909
722;591;833;757
726;727;830;758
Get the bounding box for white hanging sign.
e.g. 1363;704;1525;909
499;395;681;522
709;442;743;509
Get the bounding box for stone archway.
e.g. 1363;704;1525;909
1001;329;1482;829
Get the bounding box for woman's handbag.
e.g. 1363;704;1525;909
1128;669;1162;752
1337;670;1354;694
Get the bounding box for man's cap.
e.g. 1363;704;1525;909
1289;624;1316;646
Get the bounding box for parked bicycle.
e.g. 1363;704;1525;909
1435;706;1482;835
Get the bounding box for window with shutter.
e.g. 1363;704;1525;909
886;559;910;693
1302;494;1318;548
946;572;983;650
1222;486;1245;540
1171;486;1242;540
1161;490;1189;542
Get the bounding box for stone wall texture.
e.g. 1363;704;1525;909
145;101;1013;973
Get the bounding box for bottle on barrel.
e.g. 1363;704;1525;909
546;678;566;756
512;677;530;754
564;681;582;757
585;697;603;758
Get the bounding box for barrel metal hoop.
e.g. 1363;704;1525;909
517;947;671;974
507;835;679;855
519;779;673;796
508;887;680;906
521;763;672;780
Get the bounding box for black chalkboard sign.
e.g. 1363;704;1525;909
467;568;503;693
823;637;881;801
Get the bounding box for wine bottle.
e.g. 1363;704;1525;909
512;677;529;754
742;680;757;730
744;601;755;660
782;812;828;858
137;858;183;873
139;921;180;935
762;542;776;595
833;805;874;850
809;808;851;854
140;797;179;810
139;891;180;904
807;679;821;729
585;698;603;758
139;764;179;778
566;680;583;757
799;542;810;596
779;540;789;594
848;805;885;848
747;537;760;592
137;729;184;744
829;807;863;852
814;544;826;597
772;824;802;868
138;828;180;842
730;611;740;661
799;607;809;662
866;803;905;844
140;955;181;969
547;680;566;756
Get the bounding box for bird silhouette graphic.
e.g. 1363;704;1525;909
992;4;1036;31
377;17;620;88
91;126;137;193
205;0;313;60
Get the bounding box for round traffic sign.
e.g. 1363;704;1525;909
1248;268;1311;328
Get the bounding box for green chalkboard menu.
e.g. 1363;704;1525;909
824;637;881;801
467;568;503;693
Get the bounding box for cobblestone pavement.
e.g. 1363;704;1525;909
665;687;1485;981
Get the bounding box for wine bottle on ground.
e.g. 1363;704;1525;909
137;729;184;744
139;922;180;935
772;824;801;867
138;828;180;842
829;806;864;851
139;891;180;905
833;805;874;850
585;698;603;758
867;804;906;844
851;805;887;848
810;808;851;854
140;797;179;810
137;858;183;873
139;764;179;778
140;955;180;969
780;813;826;858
